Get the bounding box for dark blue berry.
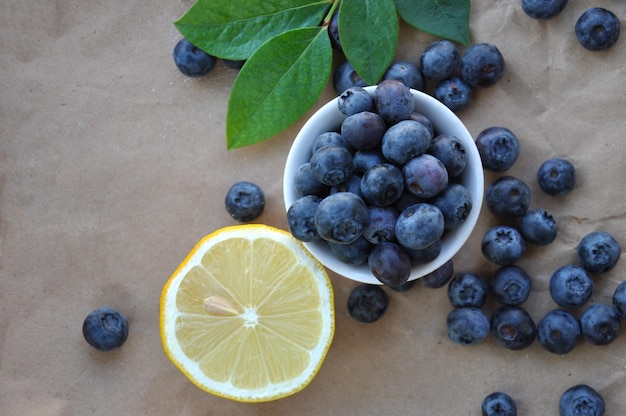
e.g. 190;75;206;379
485;176;531;218
333;60;367;94
309;145;354;186
577;231;621;274
613;280;626;320
575;7;620;51
353;149;386;176
408;112;435;138
402;154;449;198
287;195;322;242
420;259;454;288
559;384;605;416
330;174;363;197
420;40;461;81
481;392;517;416
368;242;412;287
460;43;506;88
225;181;265;222
490;305;537;350
360;163;405;207
549;264;594;309
537;309;581;354
311;131;351;154
537;157;576;196
382;61;425;91
173;38;217;78
327;10;342;52
475;126;520;172
481;225;526;266
293;162;330;198
387;279;417;292
314;192;369;244
341;111;387;150
329;236;371;265
83;307;129;351
432;184;473;229
374;80;415;125
519;208;558;246
428;134;467;178
362;206;398;244
406;239;442;265
434;77;472;112
395;203;445;250
580;303;621;345
338;86;375;116
521;0;568;20
347;284;388;323
448;272;489;308
447;307;490;346
381;119;432;165
491;265;532;306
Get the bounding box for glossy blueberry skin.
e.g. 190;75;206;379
446;307;490;346
395;203;445;250
329;236;371;265
481;392;517;416
363;206;398;244
341;111;387;150
225;181;265;222
519;208;558;246
580;303;621;345
314;192;370;244
575;7;620;51
368;242;412;287
537;157;576;196
287;195;322;242
360;163;405;207
475;127;520;172
374;80;415;125
327;10;342;52
392;190;428;214
338;86;374;116
490;305;537;350
402;154;449;198
333;60;367;94
433;183;473;229
521;0;568;20
83;307;129;351
537;309;581;354
173;38;217;78
408;112;435;138
481;226;526;266
613;280;626;320
353;149;386;176
347;284;388;323
491;265;532;306
381;120;432;165
330;174;363;198
549;264;593;309
460;43;506;88
311;131;351;154
406;239;442;265
294;163;330;198
577;231;621;274
420;258;454;288
434;77;473;112
428;134;467;178
559;384;605;416
485;175;531;218
382;61;425;91
447;272;489;308
420;40;461;81
309;145;354;186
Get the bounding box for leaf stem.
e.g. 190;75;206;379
322;0;341;26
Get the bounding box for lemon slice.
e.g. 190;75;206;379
160;224;335;402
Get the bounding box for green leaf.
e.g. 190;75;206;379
338;0;399;85
226;27;332;149
175;0;332;60
394;0;471;45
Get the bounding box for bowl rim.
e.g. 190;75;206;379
283;86;484;285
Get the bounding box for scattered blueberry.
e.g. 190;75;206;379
521;0;568;20
428;134;467;178
577;231;621;274
341;111;387;150
537;157;576;196
173;38;217;78
613;280;626;320
314;192;370;244
329;236;371;265
368;241;412;287
448;272;489;308
460;43;506;88
447;307;490;346
490;265;532;306
225;181;265;222
481;225;526;266
395;203;445;250
490;305;537;350
309;145;354;186
575;7;620;51
549;264;594;309
360;163;405;207
559;384;605;416
287;195;322;242
420;259;454;288
381;120;432;165
420;40;461;81
434;77;473;112
338;86;375;116
537;309;581;354
485;175;531;218
519;208;558;246
327;10;342;52
402;154;449;198
481;391;517;416
387;278;418;292
580;303;621;346
333;60;367;94
475;126;520;172
83;307;129;351
382;61;425;91
433;184;473;229
347;284;388;323
374;80;415;125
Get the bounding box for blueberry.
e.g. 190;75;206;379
382;61;425;91
580;303;621;345
83;307;129;351
537;309;581;354
420;259;454;288
575;7;620;51
353;149;386;176
491;265;532;306
521;0;568;20
408;112;435;138
287;195;322;242
519;208;558;246
173;38;217;78
577;231;621;274
294;162;330;198
549;264;594;309
434;77;473;112
490;305;537;350
402;154;449;198
481;225;526;266
559;384;605;416
428;134;467;178
338;86;375;116
314;192;370;244
360;163;405;207
485;176;531;218
309;145;354;186
381;120;432;165
333;60;367;94
395;203;445;250
341;111;387;150
330;174;363;198
392;190;428;214
368;242;412;287
374;80;416;125
347;284;388;323
329;236;372;265
537;157;576;196
362;206;398;244
481;391;517;416
432;183;473;229
225;181;265;222
387;279;418;292
613;280;626;320
475;127;520;172
406;239;442;264
446;307;490;346
420;40;461;81
311;131;351;154
460;43;506;88
447;272;489;308
327;10;342;52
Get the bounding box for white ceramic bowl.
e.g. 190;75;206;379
283;86;484;285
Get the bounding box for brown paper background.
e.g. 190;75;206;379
2;1;626;414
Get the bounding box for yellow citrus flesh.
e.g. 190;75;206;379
160;224;335;402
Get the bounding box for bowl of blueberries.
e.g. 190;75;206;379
283;80;484;287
